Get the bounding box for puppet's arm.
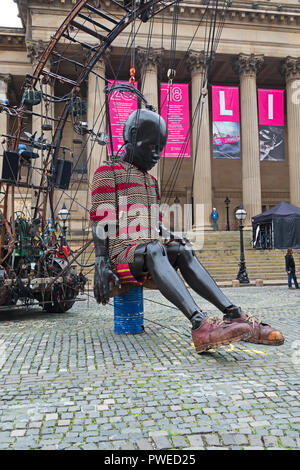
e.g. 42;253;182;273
159;221;191;246
93;226;120;305
90;163;120;305
153;179;190;246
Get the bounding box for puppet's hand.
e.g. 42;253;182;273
164;231;191;246
160;222;191;246
94;256;120;305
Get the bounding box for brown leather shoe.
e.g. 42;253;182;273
192;317;253;354
223;313;284;346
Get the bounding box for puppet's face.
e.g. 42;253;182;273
123;109;168;172
133;134;165;171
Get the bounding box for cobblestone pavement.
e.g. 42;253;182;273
0;286;299;450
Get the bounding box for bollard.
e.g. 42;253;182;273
114;286;144;334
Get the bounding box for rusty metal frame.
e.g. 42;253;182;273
28;1;180;224
0;0;182;265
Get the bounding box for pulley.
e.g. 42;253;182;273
167;68;176;81
22;89;42;106
68;97;87;117
95;132;109;146
129;67;136;84
41;123;53;131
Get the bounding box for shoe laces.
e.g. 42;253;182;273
245;314;262;326
206;316;225;326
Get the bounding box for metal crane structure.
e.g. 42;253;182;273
0;0;230;313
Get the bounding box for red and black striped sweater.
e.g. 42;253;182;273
90;158;160;268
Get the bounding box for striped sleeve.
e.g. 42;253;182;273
150;174;161;203
151;174;162;221
90;163;117;224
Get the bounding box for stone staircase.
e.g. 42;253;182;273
196;231;300;283
67;229;299;284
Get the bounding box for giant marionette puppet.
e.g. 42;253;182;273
90;108;284;353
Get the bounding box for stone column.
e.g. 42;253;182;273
27;41;54;215
0;75;12;221
87;57;107;204
281;57;300;207
234;53;264;227
136;47;161;181
186;50;212;231
0;75;9;178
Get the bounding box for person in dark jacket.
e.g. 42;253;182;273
285;248;299;289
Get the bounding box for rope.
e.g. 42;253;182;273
161;0;231;208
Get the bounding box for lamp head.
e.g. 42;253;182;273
58;203;70;222
235;205;247;221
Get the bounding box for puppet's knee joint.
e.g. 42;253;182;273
146;241;166;260
178;244;195;262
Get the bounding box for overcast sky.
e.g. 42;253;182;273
0;0;22;27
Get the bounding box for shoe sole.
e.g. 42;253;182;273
242;338;284;346
195;333;246;354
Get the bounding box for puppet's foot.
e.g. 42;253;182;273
223;313;284;346
192;317;253;354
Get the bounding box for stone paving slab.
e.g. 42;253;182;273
0;286;299;450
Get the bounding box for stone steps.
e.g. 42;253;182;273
66;231;299;283
195;231;299;281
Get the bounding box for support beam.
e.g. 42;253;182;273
234;53;264;228
136;47;161;182
281;57;300;207
87;57;107;210
0;74;9;179
186;50;212;232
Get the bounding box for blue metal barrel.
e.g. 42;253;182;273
114;286;144;334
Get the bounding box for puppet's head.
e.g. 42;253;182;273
122;109;168;172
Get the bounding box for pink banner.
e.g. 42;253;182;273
258;89;284;126
212;86;240;123
258;89;285;161
108;80;138;155
160;83;190;158
212;86;240;159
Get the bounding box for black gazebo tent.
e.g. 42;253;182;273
252;201;300;249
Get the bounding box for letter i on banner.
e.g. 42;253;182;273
212;86;241;159
258;89;285;161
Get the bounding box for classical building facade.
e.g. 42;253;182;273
1;0;300;231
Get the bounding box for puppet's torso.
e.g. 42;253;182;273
90;159;160;267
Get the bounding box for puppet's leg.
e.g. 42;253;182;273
165;243;241;317
166;243;284;346
129;241;252;353
130;241;205;324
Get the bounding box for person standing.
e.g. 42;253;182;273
211;207;219;231
285;248;299;289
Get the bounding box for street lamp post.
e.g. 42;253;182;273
58;203;70;249
235;205;249;284
174;196;180;232
224;196;231;231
